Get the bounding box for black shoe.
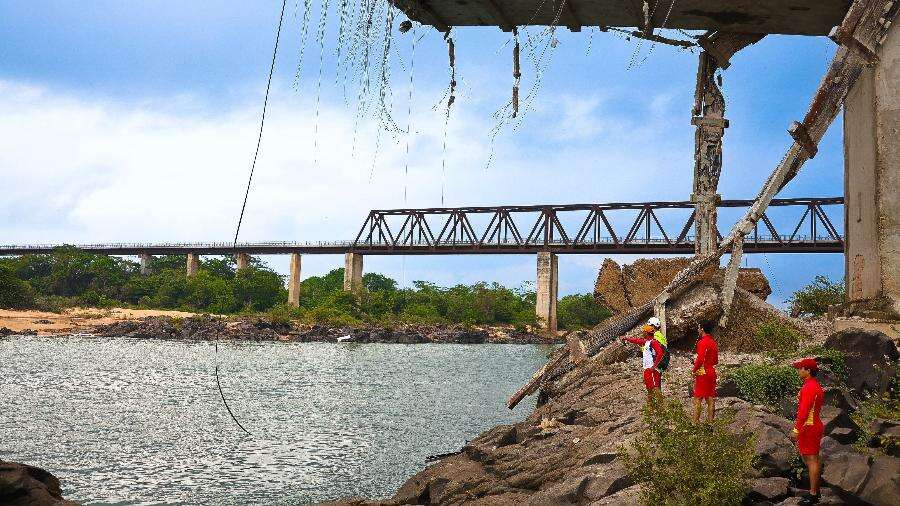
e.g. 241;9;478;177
798;492;820;505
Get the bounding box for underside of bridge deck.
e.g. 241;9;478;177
393;0;850;35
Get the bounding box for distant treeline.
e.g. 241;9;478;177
0;247;610;330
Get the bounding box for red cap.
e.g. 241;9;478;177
792;358;818;371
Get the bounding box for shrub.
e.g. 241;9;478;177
788;275;845;317
850;390;900;454
727;363;802;406
756;322;802;356
0;265;34;308
621;400;756;506
268;303;299;327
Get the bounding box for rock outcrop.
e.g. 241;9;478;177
0;461;78;506
319;320;899;505
823;328;899;394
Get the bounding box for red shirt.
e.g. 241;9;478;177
692;334;718;375
795;377;824;432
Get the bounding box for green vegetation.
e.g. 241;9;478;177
557;293;611;330
622;400;756;506
788;275;845;317
851;388;900;454
726;363;802;407
0;248;609;329
756;321;803;357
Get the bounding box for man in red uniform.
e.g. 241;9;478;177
692;320;719;423
791;358;824;505
622;324;665;404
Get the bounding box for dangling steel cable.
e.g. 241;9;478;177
222;0;288;438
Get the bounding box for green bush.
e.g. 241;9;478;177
268;303;299;327
621;400;756;506
727;363;802;406
0;264;34;309
850;390;900;454
756;321;802;356
788;275;845;317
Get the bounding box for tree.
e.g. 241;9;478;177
558;294;611;330
0;264;34;308
789;275;845;317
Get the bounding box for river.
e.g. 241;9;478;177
0;336;549;505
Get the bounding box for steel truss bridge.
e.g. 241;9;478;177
0;197;844;256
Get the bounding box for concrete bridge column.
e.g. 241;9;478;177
235;252;250;271
288;253;301;307
692;51;727;260
343;252;363;295
186;253;199;278
535;252;558;333
139;253;153;275
843;21;900;317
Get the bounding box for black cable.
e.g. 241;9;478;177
217;0;288;438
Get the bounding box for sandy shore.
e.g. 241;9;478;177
0;307;198;335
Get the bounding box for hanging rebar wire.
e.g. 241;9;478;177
512;27;521;118
440;30;456;205
292;0;313;88
225;0;289;438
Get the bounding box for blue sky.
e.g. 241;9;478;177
0;1;845;305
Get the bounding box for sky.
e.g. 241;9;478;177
0;1;847;305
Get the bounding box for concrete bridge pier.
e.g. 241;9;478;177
235;252;250;271
843;21;900;318
288;252;301;307
139;253;152;275
535;251;558;333
343;252;363;295
186;253;199;278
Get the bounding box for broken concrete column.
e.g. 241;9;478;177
139;253;152;275
692;51;727;259
343;252;363;295
235;252;250;271
843;20;900;317
536;251;558;333
186;253;199;278
288;252;301;307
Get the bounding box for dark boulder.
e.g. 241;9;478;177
0;460;78;505
823;328;899;394
746;477;790;503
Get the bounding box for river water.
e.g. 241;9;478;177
1;336;549;505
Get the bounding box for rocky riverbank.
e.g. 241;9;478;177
320;326;898;506
0;309;561;344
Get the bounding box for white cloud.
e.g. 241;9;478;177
0;78;700;291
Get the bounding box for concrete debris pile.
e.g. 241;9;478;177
592;258;792;354
594;258;771;316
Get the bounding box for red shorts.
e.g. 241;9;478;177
694;371;717;398
642;369;661;390
797;423;824;455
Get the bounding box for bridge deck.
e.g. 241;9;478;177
0;198;844;256
394;0;848;35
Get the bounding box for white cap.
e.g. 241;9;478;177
647;316;661;328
